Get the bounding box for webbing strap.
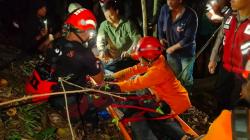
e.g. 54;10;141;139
177;25;222;80
111;104;158;113
124;95;155;101
121;113;175;125
110;104;176;125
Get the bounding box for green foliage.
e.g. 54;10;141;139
6;131;21;140
35;127;56;140
5;103;55;139
18;104;44;136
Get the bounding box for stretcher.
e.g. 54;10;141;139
107;104;199;140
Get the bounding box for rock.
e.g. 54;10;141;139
47;111;67;128
6;108;17;117
0;79;8;87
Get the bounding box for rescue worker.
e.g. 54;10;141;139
200;0;250;138
208;0;250;115
103;36;192;140
200;34;250;140
25;8;110;125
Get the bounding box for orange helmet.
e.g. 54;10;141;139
65;8;97;31
131;36;163;60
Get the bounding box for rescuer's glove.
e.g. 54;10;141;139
104;74;116;82
99;83;121;93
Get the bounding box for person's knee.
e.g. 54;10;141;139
164;119;186;140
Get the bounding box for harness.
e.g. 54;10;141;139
110;94;175;125
107;92;199;139
25;39;81;102
45;39;81;81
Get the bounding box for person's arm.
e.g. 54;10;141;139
82;50;105;84
208;25;224;74
205;2;224;24
158;5;166;41
206;9;223;23
166;42;182;54
121;20;141;58
116;67;165;92
113;63;148;81
158;5;168;46
96;22;108;60
91;66;104;84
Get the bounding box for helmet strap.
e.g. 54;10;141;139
64;25;93;48
142;55;160;65
62;24;71;37
70;29;91;48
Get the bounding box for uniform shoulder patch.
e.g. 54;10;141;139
225;16;233;24
241;41;250;55
244;24;250;35
224;16;233;29
224;24;230;29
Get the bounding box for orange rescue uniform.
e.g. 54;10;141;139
113;55;191;115
202;110;232;140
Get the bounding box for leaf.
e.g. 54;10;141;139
35;127;56;140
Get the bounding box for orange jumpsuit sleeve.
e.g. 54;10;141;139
113;64;148;81
116;67;165;92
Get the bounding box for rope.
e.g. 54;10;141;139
0;81;126;107
60;78;126;100
59;77;75;140
177;25;222;80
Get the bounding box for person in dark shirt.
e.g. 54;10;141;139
158;0;198;92
25;8;107;125
22;0;50;54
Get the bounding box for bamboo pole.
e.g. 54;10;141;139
141;0;148;36
152;0;159;37
107;106;132;140
175;115;199;137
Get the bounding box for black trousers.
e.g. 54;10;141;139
215;64;243;115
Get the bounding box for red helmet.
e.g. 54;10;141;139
131;36;163;60
65;8;97;31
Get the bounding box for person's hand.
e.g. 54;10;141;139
160;39;167;46
104;74;116;82
121;51;130;59
208;61;217;74
166;46;175;54
240;81;250;102
40;28;48;37
211;15;223;22
157;101;171;114
98;83;121;92
99;52;112;64
35;28;48;41
48;34;54;41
